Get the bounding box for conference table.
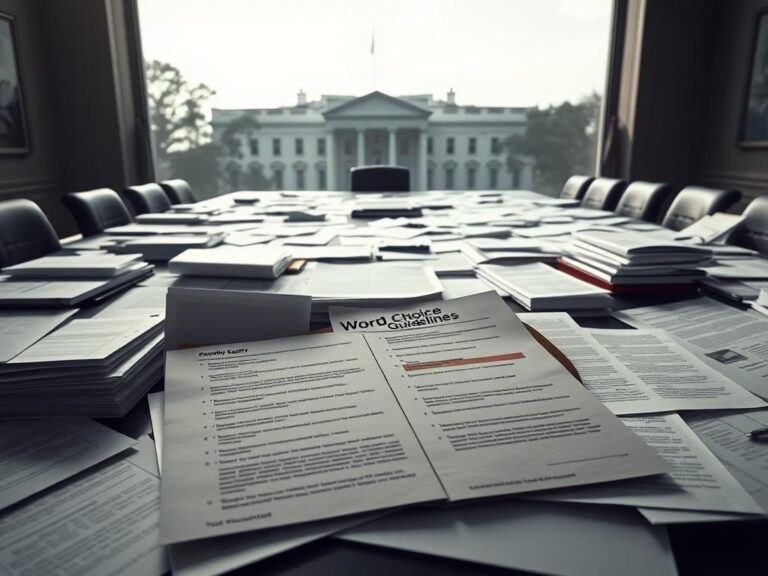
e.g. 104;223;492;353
89;189;768;576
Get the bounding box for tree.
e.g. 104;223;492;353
145;60;219;197
505;93;601;196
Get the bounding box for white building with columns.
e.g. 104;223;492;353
211;90;533;192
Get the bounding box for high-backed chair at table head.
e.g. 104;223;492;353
614;181;673;222
124;183;173;214
350;165;410;192
660;186;741;231
160;179;197;205
559;175;594;200
580;178;628;211
726;195;768;255
0;199;61;268
63;188;133;237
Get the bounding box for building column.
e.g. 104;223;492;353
388;128;397;166
325;130;336;190
418;129;428;191
357;128;365;167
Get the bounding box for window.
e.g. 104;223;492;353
139;1;613;197
445;168;455;189
489;167;499;189
296;167;305;189
318;168;326;190
273;168;283;190
467;167;476;189
272;138;281;156
427;168;434;189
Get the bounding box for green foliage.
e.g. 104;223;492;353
506;93;601;196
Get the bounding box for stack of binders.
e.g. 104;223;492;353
558;228;711;295
0;314;164;418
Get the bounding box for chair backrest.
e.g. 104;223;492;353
727;195;768;255
614;181;673;222
580;178;627;210
661;186;742;231
0;199;61;268
160;179;197;205
124;183;173;214
63;188;133;236
560;175;594;200
350;165;410;193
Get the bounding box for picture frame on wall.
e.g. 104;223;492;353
740;9;768;148
0;12;30;155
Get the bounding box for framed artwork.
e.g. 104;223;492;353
0;12;29;155
740;10;768;148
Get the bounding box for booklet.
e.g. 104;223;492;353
160;292;666;544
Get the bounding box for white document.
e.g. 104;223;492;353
540;414;763;514
164;287;311;350
0;308;77;362
586;327;764;412
674;213;746;243
94;286;168;318
147;392;382;576
337;499;678;576
0;420;136;510
614;298;768;399
8;316;162;366
160;333;445;544
517;313;758;415
702;257;768;280
0;436;168;576
330;292;667;500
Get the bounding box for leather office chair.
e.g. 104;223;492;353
350;165;410;193
614;181;673;222
580;178;627;211
124;183;173;214
0;199;61;268
560;175;594;200
160;179;197;205
660;186;741;231
63;188;133;236
727;195;768;254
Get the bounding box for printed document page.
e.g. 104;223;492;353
586;328;765;411
160;333;445;544
539;414;763;514
0;308;77;362
0;436;168;576
330;292;667;500
614;298;768;399
0;419;136;509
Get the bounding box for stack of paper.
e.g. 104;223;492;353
477;262;613;312
106;233;225;261
2;253;144;278
0;315;164;417
168;245;294;279
350;199;423;218
135;212;208;225
559;228;711;293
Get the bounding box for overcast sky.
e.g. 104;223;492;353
138;0;612;110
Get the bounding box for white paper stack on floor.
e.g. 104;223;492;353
168;245;294;279
559;228;711;292
477;262;613;312
0;314;164;417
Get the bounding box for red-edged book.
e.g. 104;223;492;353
557;259;700;296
